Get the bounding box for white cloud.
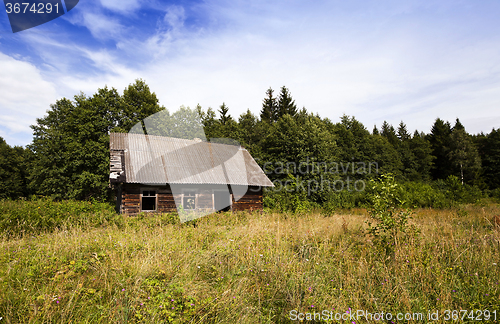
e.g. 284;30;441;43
4;0;500;146
0;52;58;145
164;5;186;30
77;11;124;40
99;0;140;14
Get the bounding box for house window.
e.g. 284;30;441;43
183;190;196;210
141;190;157;211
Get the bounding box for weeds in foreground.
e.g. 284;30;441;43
0;202;499;323
366;174;420;252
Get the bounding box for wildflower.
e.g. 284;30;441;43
122;289;125;292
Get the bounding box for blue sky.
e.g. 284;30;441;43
1;0;500;146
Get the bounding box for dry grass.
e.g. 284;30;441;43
1;205;499;323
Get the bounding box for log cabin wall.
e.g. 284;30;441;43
231;186;263;212
121;184;176;215
121;185;140;215
120;184;264;215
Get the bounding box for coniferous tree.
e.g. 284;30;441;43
218;102;232;125
478;128;500;189
277;86;297;119
397;121;411;141
260;88;278;123
453;118;465;131
396;122;416;179
428;118;453;180
409;130;434;181
381;121;399;147
238;109;259;148
198;106;218;138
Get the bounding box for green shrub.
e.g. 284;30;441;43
366;174;415;247
0;198;122;237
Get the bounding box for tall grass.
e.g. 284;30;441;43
0;198;123;237
0;201;499;323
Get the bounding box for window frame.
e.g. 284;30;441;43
182;189;198;210
140;188;158;212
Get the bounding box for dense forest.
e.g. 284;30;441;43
1;79;499;210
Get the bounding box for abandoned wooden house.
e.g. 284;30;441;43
109;132;273;215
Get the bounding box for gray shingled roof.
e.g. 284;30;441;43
110;132;273;187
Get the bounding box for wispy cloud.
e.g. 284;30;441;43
1;0;500;146
0;52;58;145
99;0;141;14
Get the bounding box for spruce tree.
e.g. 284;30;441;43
260;87;278;123
428;118;454;180
409;131;434;181
479;128;500;189
381;121;399;147
277;86;297;119
218;102;232;125
453;118;465;131
397;121;411;141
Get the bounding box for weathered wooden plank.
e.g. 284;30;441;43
235;197;262;202
158;204;176;209
158;196;175;200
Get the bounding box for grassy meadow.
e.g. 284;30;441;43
0;200;499;323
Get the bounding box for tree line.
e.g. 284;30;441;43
1;80;499;207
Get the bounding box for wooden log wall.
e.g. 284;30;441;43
157;187;176;213
122;186;140;215
231;186;263;212
120;184;264;214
